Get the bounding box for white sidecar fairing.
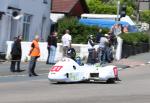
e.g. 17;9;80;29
48;57;118;83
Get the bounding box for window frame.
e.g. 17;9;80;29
43;0;48;4
22;14;32;41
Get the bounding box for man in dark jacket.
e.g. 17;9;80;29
47;32;58;65
10;35;24;72
96;28;103;43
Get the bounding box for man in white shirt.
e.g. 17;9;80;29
99;34;109;49
61;29;72;56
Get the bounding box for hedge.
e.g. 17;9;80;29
140;10;150;24
120;32;150;58
120;32;150;45
86;0;134;16
57;17;109;44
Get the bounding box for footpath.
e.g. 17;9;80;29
112;52;150;69
0;52;150;76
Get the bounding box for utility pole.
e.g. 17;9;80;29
149;1;150;31
136;0;140;24
116;0;120;23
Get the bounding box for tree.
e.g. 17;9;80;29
140;10;150;24
57;17;105;44
86;0;134;16
87;0;117;14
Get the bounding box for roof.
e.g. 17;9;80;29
51;0;88;14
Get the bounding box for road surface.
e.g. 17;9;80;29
0;64;150;103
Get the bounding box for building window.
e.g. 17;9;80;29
23;14;32;41
43;0;48;4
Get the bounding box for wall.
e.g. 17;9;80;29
6;41;91;62
6;38;122;62
0;0;51;53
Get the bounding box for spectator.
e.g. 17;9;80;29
98;34;109;65
105;41;114;63
87;35;96;64
46;33;51;64
96;28;103;43
28;35;40;77
10;35;24;72
47;32;58;65
111;24;122;36
123;25;128;33
61;29;72;57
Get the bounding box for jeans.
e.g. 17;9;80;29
28;56;38;75
48;45;56;63
87;48;96;64
98;47;106;65
46;47;50;64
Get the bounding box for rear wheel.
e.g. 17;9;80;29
106;78;115;84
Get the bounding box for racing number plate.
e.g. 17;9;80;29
50;66;63;72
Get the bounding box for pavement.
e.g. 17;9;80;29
112;52;150;69
0;51;150;76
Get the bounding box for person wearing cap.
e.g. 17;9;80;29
28;35;40;77
87;35;96;64
98;34;109;65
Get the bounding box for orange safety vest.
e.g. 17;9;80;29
29;40;40;57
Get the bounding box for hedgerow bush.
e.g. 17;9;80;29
57;17;109;44
120;32;150;45
140;10;150;24
86;0;133;16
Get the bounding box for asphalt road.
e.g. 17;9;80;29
0;61;51;77
0;64;150;103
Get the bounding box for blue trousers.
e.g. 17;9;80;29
48;45;56;64
28;56;38;75
98;47;106;65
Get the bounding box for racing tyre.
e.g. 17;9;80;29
106;78;115;84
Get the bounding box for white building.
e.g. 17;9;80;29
0;0;51;53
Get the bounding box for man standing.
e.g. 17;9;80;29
47;32;58;65
87;35;96;64
28;35;40;77
111;24;122;36
10;35;24;72
98;34;109;65
96;28;103;43
61;29;72;57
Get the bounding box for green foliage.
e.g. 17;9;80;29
57;17;101;44
126;6;134;16
57;16;78;34
87;0;117;14
140;10;150;24
120;0;137;9
120;32;150;45
86;0;134;16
